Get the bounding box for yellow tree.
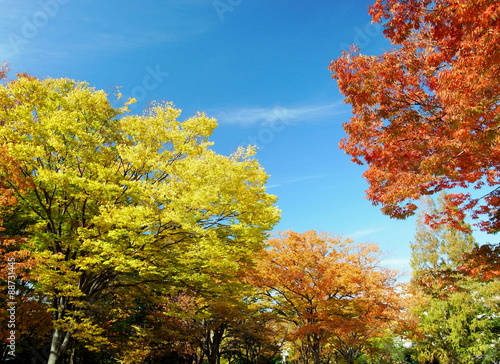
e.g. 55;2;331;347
0;74;280;364
249;230;401;364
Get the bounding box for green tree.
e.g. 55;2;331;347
0;75;280;364
409;197;499;363
410;195;476;275
411;278;500;364
359;331;416;364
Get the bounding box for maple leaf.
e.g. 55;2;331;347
330;0;500;232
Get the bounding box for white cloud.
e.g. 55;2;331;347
214;101;347;127
267;174;335;189
0;1;218;63
346;228;386;239
62;31;180;54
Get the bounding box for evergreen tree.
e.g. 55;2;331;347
409;195;499;363
410;195;476;275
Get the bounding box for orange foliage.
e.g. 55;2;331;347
0;238;52;351
249;231;402;363
330;0;500;232
0;62;7;80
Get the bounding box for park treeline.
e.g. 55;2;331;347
0;72;499;364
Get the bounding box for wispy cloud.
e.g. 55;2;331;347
54;31;181;55
346;227;386;239
214;101;347;127
0;1;218;63
267;174;334;189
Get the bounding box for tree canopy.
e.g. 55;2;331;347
1;1;500;362
249;230;402;364
0;74;280;364
330;0;500;232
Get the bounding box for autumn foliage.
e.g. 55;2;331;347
0;73;280;364
459;243;500;281
2;0;500;359
249;230;402;364
330;0;500;232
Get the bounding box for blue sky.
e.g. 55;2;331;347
1;0;493;277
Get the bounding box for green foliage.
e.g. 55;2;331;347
358;332;416;364
409;196;500;364
410;195;476;274
412;278;500;364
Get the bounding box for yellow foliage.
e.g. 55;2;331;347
0;74;280;356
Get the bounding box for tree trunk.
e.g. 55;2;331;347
47;327;72;364
47;297;71;364
47;328;71;364
338;345;361;364
68;347;75;364
204;323;226;364
311;335;321;364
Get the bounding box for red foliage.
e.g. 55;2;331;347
330;0;500;232
459;243;500;281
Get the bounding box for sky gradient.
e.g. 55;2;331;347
1;0;493;277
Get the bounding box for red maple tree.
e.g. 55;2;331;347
330;0;500;232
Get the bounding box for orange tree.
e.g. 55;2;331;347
0;208;52;363
248;230;402;364
330;0;500;232
460;243;500;281
116;288;286;364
